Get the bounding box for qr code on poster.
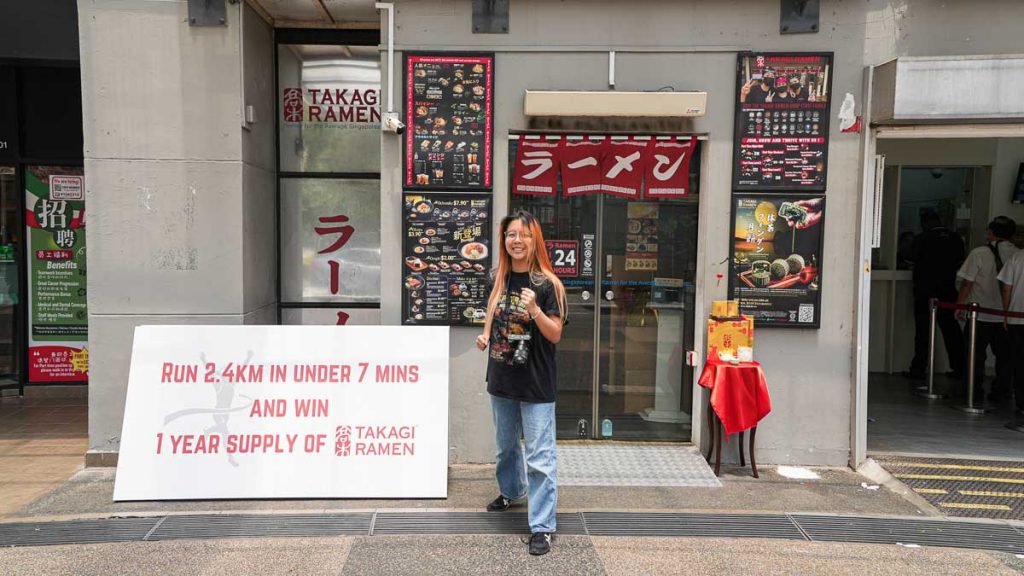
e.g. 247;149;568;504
798;304;814;323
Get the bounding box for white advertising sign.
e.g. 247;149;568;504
114;325;449;501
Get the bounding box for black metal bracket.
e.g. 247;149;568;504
780;0;819;34
472;0;509;34
188;0;227;27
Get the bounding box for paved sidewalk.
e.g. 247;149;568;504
8;462;925;521
0;395;87;517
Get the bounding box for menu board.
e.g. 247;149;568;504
403;193;492;326
405;53;494;190
732;52;833;191
728;194;825;328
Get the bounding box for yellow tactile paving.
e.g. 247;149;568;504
912;488;948;495
887;462;1024;474
893;473;1024;485
938;502;1012;511
959;490;1024;499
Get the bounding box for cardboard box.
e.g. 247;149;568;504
707;315;754;358
711;300;739;319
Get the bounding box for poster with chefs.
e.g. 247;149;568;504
732;52;833;191
405;53;493;190
728;194;825;328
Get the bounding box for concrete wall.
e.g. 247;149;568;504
79;0;275;456
385;0;873;465
864;0;1024;64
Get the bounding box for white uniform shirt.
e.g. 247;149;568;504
996;248;1024;325
958;241;1019;322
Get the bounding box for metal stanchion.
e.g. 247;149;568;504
916;298;945;399
955;304;990;414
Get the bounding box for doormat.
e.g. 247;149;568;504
558;444;721;487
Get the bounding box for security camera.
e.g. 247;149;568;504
382;112;405;135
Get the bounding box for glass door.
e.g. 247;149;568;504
510;137;700;441
0;167;20;388
597;195;697;440
510;193;599;439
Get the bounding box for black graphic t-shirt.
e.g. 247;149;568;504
486;271;562;403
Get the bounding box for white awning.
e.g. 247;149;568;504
524;90;707;118
872;55;1024;124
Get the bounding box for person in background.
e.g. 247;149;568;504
955;217;1017;402
740;70;775;104
997;248;1024;431
476;210;567;556
788;76;809;101
905;211;966;381
767;77;792;103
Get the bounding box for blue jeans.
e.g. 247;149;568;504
490;394;557;533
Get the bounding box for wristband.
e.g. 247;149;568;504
530;309;541;320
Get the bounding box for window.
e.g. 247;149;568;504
276;34;381;324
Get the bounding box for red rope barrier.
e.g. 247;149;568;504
932;300;1024;319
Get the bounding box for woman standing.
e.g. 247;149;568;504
475;210;566;556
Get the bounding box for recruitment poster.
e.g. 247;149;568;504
728;194;824;328
404;53;494;190
733;52;833;191
402;193;491;325
25;166;88;381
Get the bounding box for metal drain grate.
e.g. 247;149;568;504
145;514;372;541
792;515;1024;554
0;517;159;546
372;512;586;535
1;512;1022;553
582;512;805;540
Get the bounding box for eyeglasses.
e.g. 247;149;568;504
504;231;533;240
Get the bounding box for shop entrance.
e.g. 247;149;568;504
510;137;700;441
865;136;1024;460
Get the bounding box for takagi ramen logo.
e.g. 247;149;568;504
282;87;381;124
335;425;417;457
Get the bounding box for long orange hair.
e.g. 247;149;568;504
483;210;567;337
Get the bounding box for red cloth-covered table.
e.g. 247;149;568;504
698;358;772;477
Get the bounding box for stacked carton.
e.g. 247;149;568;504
707;301;753;359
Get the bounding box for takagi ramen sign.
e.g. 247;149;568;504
282;87;381;124
113;325;449;500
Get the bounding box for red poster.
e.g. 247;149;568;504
645;136;696;198
601;139;647;198
560;138;605;196
512;138;561;196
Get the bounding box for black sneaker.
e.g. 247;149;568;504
529;532;552;556
486;495;513;512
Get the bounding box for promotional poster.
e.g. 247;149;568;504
114;326;450;500
405;53;494;190
733;52;833;191
728;194;825;327
402;193;492;325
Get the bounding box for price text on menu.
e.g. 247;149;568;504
732;52;834;191
403;193;492;326
404;53;494;190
